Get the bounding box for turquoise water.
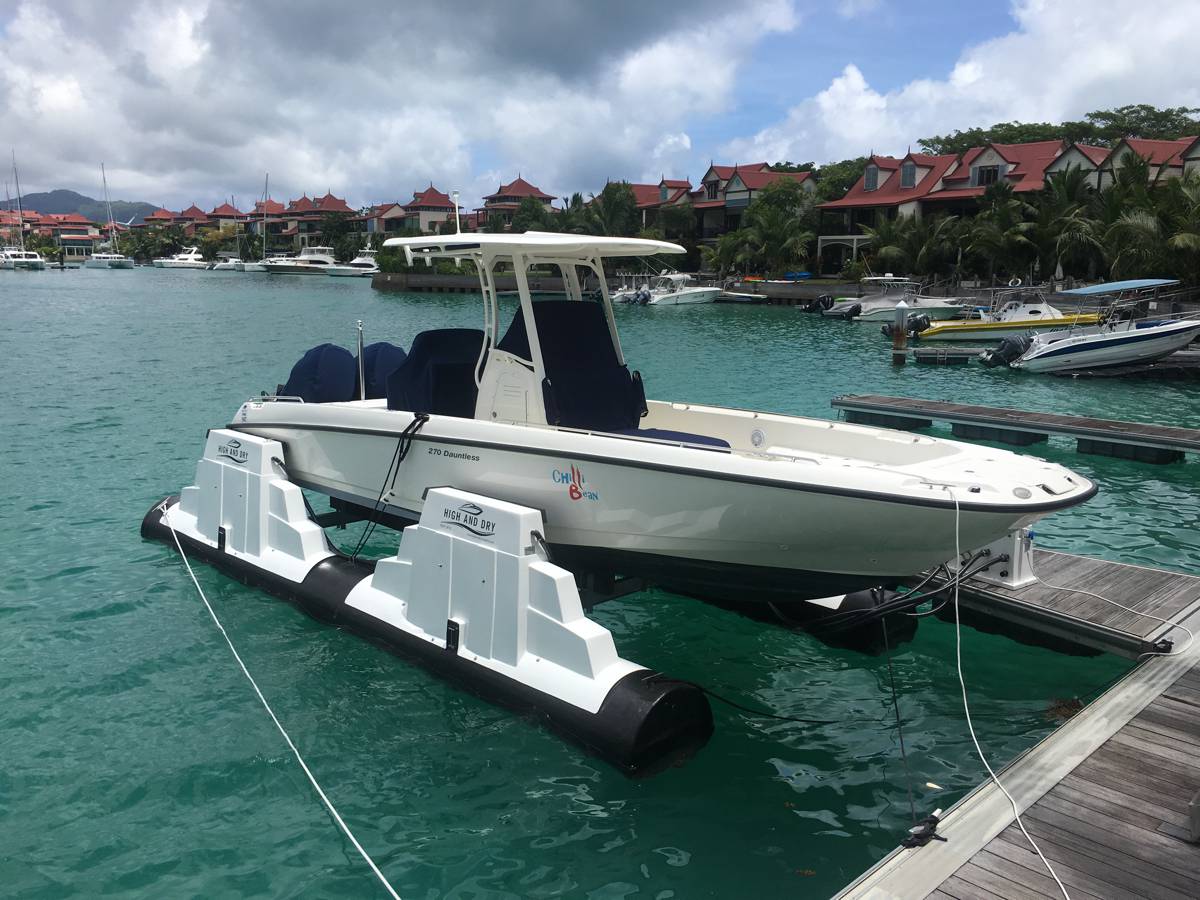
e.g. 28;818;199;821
2;268;1196;898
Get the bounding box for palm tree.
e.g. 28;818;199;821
861;213;958;278
738;203;814;276
700;230;747;277
1034;166;1094;277
968;181;1037;282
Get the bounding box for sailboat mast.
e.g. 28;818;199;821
262;173;269;261
101;163;119;254
12;151;27;251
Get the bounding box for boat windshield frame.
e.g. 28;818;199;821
382;232;685;389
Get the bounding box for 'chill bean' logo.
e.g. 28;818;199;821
553;465;599;501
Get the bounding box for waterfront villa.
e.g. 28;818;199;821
1101;136;1196;183
695;163;814;239
400;185;458;232
626;178;693;228
1042;142;1112;188
475;176;555;230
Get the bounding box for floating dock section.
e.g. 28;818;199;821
833;394;1200;464
836;615;1200;899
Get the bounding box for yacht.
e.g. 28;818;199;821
1;247;46;270
910;290;1099;341
84;251;135;270
263;245;337;274
823;275;963;321
325;249;379;277
223;233;1095;608
154;246;209;269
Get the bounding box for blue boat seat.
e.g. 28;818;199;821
386;329;484;418
615;428;730;450
357;341;407;400
497;301;646;432
281;343;358;403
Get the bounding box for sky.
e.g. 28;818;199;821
2;0;1200;211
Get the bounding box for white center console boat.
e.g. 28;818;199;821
223;233;1094;607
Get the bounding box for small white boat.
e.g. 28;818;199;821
824;276;963;321
154;246;209;269
1006;314;1200;372
211;257;242;271
235;261;268;272
325;249;379;277
1;247;46;270
84;252;135;270
264;246;337;275
646;274;720;305
913;292;1099;341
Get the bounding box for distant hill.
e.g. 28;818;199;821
1;189;159;225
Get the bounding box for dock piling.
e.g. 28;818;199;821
891;301;909;365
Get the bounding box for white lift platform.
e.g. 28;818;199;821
142;429;713;772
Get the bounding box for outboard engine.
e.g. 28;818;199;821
634;287;652;305
804;294;835;313
880;313;931;339
979;334;1033;368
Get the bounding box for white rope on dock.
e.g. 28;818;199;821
944;487;1071;900
1031;568;1195;659
161;503;402;900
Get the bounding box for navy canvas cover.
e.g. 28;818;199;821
386;329;484;417
358;342;408;400
281;343;358;403
497;301;644;432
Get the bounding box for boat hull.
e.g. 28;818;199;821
156;260;209;269
855;304;962;322
232;408;1092;604
236;262;268;272
2;259;46;270
645;288;721;305
264;263;330;275
1015;321;1200;372
84;258;134;269
325;267;378;277
917;313;1100;342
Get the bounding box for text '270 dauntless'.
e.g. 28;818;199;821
222;233;1094;606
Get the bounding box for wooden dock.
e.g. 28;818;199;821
836;628;1200;900
832;394;1200;463
925;549;1200;659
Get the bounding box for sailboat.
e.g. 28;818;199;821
2;152;46;270
236;175;272;272
84;163;134;269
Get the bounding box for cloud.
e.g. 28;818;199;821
836;0;881;19
724;0;1200;164
0;0;798;208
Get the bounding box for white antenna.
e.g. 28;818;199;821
451;190;461;234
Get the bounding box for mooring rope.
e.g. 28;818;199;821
159;502;402;900
942;487;1070;900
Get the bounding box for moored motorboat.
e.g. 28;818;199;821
990;312;1200;372
263;245;337;274
84;251;135;269
210;257;242;271
325;249;379;277
154;246;209;269
823;275;963;321
222;233;1095;608
907;290;1098;341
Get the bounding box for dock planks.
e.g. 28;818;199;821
937;549;1200;658
832;394;1200;462
835;602;1200;900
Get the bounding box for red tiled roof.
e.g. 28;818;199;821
209;202;243;217
144;208;176;221
46;212;94;224
661;178;691;189
315;191;353;213
627;183;664;208
252;198;286;215
288;194;315;212
484;176;553;201
179;204;208;220
1076;144;1110;165
693;199;725;209
1121;137;1196;167
732;169;812;190
704;162;769;182
820;153;954;209
402;185;454;210
937;140;1064;195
